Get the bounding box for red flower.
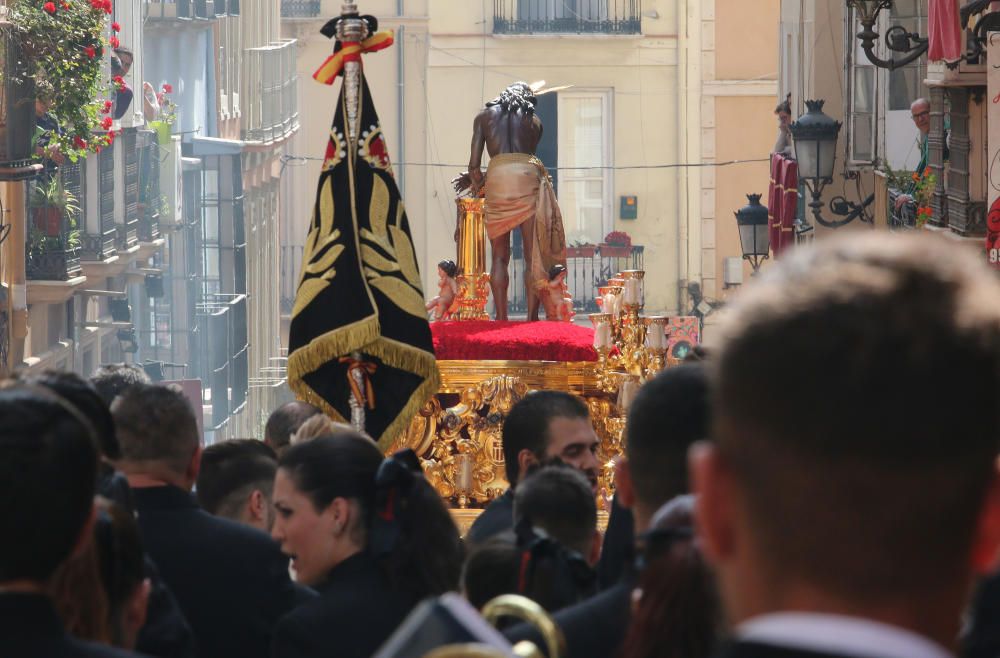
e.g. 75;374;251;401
106;131;116;145
111;21;121;32
84;45;96;59
101;116;113;130
103;0;112;13
113;75;125;90
162;83;173;94
43;2;56;13
73;136;87;149
102;99;113;114
109;35;120;49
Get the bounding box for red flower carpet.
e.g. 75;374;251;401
431;321;598;362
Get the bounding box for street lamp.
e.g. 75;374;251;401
845;0;928;71
735;193;769;273
790;100;874;230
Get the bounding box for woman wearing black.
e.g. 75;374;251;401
270;434;462;658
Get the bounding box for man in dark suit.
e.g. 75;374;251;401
0;385;138;656
113;384;308;658
505;364;711;658
468;391;601;544
693;233;1000;658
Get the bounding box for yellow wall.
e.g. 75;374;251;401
716;0;781;81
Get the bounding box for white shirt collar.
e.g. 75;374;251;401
736;612;953;658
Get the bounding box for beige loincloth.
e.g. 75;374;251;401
485;153;567;292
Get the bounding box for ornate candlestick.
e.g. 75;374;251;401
644;315;669;374
454;197;490;320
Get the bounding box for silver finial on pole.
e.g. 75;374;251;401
336;2;369;149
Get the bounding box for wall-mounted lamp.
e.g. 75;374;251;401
845;0;928;70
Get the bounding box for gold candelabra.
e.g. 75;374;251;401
589;269;670;399
454;197;491;321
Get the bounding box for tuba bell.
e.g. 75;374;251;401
421;594;565;658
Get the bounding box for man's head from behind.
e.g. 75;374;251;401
112;384;200;489
0;385;99;585
91;363;152;407
197;439;278;531
694;233;1000;631
514;464;600;563
264;401;322;456
502;391;599;490
616;364;710;532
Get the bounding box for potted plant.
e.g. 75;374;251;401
146;82;177;145
29;177;80;237
9;0;121;162
599;230;633;258
566;241;598;258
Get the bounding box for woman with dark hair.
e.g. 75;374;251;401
618;495;721;658
270;434;463;658
773;94;794;157
49;498;151;650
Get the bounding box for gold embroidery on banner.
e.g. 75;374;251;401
294;177;345;318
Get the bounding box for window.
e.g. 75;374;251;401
844;3;928;169
558;91;612;245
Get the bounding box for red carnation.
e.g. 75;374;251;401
84;45;96;59
111;21;121;31
109;35;120;49
43;2;56;13
101;116;113;130
73;136;87;149
162;83;173;93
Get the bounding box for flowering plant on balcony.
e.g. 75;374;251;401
602;231;632;249
155;83;177;125
8;0;120;161
911;167;937;229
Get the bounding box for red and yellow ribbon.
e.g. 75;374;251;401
339;356;377;409
313;30;395;85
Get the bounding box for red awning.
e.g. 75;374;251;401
929;0;964;63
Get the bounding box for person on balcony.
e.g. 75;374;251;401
33;96;65;172
772;94;794;158
111;48;135;121
895;98;933;211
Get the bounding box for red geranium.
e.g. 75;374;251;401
73;136;87;149
113;75;125;90
42;2;56;13
109;35;119;48
111;21;121;32
162;83;173;93
101;116;113;130
101;100;113;114
84;45;96;59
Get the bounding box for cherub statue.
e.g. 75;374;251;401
546;264;574;322
426;259;459;321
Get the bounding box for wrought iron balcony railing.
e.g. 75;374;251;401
493;0;641;35
281;0;319;18
137;130;161;242
244;40;299;143
25;174;83;281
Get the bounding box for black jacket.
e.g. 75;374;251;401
133;485;306;658
0;592;141;657
271;552;417;658
466;489;515;545
503;573;634;658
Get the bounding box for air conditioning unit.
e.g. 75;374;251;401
723;257;744;289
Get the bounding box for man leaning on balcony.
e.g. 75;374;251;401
894;98;933;211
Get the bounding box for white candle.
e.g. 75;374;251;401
618;378;639;413
624;279;640;305
645;322;666;349
593;321;611;349
456;453;474;493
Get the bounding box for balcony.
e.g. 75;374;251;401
244;40;299;144
280;0;319;18
25;175;83;281
118;130;140;252
493;0;641;35
144;0;218;21
137;130;161;242
0;22;41;179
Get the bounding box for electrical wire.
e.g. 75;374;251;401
278;154;770;171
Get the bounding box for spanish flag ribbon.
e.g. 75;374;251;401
313;30;395;85
339;356;377;410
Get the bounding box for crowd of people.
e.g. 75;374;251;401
6;232;1000;658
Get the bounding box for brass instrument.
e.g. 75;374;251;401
421;594;565;658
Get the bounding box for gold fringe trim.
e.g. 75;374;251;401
287;318;441;452
287;315;381;384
